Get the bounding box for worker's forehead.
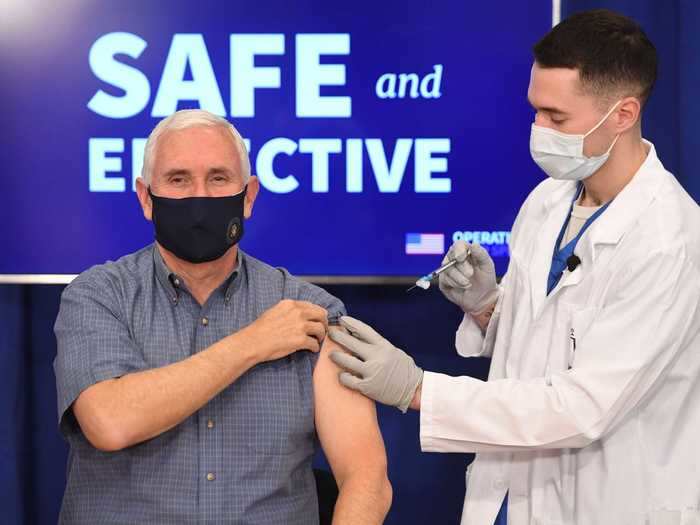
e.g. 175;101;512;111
527;63;589;112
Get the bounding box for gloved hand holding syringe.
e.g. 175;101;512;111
409;241;500;317
407;248;471;292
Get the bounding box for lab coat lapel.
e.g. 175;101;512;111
585;142;664;247
537;141;664;300
555;234;591;291
528;182;578;318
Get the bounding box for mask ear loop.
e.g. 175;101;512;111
583;100;622;157
232;183;248;198
584;100;623;137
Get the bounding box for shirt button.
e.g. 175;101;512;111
201;317;209;326
493;479;507;491
207;419;215;429
206;472;215;481
173;278;180;287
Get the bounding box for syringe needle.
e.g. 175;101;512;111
406;248;471;293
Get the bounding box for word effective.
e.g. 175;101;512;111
89;137;450;193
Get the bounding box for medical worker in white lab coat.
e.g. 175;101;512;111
330;9;700;525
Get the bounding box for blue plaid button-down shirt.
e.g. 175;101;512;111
54;244;345;524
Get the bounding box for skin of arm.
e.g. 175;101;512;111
74;332;257;451
471;300;497;333
72;299;327;451
315;329;393;524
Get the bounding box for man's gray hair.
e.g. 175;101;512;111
141;109;251;185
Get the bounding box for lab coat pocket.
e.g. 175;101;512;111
566;306;598;369
647;509;700;525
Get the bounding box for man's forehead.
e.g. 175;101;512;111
159;125;236;149
528;63;586;110
154;126;240;169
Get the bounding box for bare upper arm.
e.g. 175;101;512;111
313;328;388;486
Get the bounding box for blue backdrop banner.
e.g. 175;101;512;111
0;0;551;277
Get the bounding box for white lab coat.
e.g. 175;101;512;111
420;141;700;525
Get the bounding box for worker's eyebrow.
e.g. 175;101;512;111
527;96;568;115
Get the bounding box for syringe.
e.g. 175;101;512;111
407;249;470;292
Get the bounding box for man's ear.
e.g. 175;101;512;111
244;176;260;219
614;96;642;134
135;177;153;222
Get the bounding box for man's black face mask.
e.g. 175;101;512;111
148;186;247;264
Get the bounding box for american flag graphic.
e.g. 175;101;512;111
405;233;445;255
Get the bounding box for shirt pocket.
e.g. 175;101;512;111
647;509;700;525
565;305;598;370
229;354;316;456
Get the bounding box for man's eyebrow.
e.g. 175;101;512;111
208;166;234;176
527;96;568;115
163;168;191;179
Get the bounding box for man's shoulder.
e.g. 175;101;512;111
513;177;572;228
64;245;155;299
508;178;570;247
526;177;570;209
242;251;346;319
633;172;700;266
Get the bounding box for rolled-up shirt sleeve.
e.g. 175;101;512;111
53;273;147;436
286;270;347;322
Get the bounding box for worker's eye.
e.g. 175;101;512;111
551;117;566;125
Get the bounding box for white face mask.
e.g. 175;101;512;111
529;101;621;181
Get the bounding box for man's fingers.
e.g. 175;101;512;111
469;242;492;267
295;301;329;328
305;321;327;345
303;336;321;353
329;351;366;376
328;329;374;361
450;240;470;263
338;316;384;345
338;371;364;392
441;269;471;289
454;259;475;280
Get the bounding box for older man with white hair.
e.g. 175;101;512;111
53;109;391;524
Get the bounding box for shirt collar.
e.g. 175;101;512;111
542;139;665;246
152;244;244;304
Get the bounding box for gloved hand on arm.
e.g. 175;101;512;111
439;241;499;315
329;316;423;413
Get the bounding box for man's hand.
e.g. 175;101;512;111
438;241;499;315
329;316;423;413
234;299;328;364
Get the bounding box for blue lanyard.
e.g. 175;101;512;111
494;494;508;525
547;184;611;295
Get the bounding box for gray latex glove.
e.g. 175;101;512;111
438;241;499;314
328;316;423;413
